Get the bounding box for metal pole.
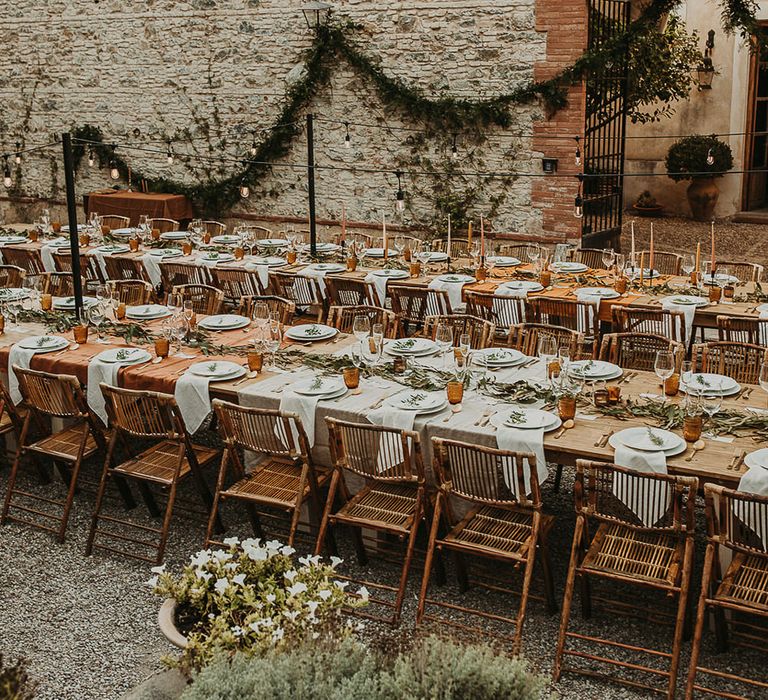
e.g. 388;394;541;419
306;113;317;257
61;132;85;321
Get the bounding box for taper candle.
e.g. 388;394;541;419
383;212;388;260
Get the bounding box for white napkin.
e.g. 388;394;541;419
244;261;270;292
573;297;599;334
141;253;163;287
40;244;58;273
174;372;214;433
8;345;38;403
737;466;768;549
760;313;768;346
278;391;322;448
364;272;388;308
662;300;695;343
613;446;670;527
368;406;418;472
495;427;548;497
87;359;121;426
299;267;328;297
428;278;464;311
492;286;526;324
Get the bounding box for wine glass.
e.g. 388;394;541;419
166;292;182;315
681;254;695;279
89;303;108;343
183;300;194;324
557;343;571;373
718;266;730;287
537;334;558;380
435;322;454;367
701;381;723;425
601;248;615;270
267;319;282;369
253;301;270;326
654;350;675;400
527;245;541;267
95;284;109;305
393;235;405;260
352;314;371;346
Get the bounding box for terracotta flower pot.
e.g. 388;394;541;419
158;598;188;649
686;177;719;221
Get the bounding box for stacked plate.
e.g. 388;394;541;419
300;242;340;254
61;224;86;233
292;376;347;400
422;251;448;263
0;288;30;301
703;273;739;286
373;269;409;280
95;347;152;366
575;287;620;300
53;296;98;310
567;359;623;381
490;407;561;432
187;361;246;382
126;304;172;320
212;234;241;245
148;248;183;259
551;261;588;274
16;335;69;353
608;427;687;457
680;373;740;397
200;252;235;263
384;337;439;357
365;247;397;258
95;244;130;255
111;228;137;237
160;231;188;241
626;266;660;279
258;238;290;248
385;390;446;415
663;295;708;307
248;256;286;267
306;263;345;273
497;280;544;294
0;235;29;245
744;448;768;470
435;273;474;284
487;255;521;267
472;347;528;368
285;323;338;342
44;237;69;248
198;314;250;331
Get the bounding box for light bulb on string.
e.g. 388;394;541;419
239;180;250;198
109;160;120;180
574;136;581;166
706;148;715;166
344;122;351;149
166;143;174;165
395;170;405;212
88;149;95;167
574;194;584;219
451;134;458;159
3;156;11;188
250;133;258;157
14;143;21;165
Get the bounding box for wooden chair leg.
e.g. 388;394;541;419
553;518;584;681
58;457;83;543
666;543;694;700
85;467;112;556
392;498;423;623
244;501;266;541
352;525;368;565
1;449;24;526
416;497;443;624
685;544;716;700
137;481;162;517
314;471;340;557
113;474;136;510
580;572;592;619
155;479;179;564
553;464;564;493
454;551;470;592
513;538;538;654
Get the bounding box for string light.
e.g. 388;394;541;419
239;161;250;198
109;144;120;180
395;170;405;211
250;133;258;157
3;156;11;188
344;122;351;148
706;148;715;166
451;134;458;159
14;142;21;165
574;174;584;218
166;142;174;165
574;136;581;166
88;149;95;167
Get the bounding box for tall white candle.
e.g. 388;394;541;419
382;211;387;260
630;220;636;266
447;214;451;257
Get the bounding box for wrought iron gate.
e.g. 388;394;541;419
581;0;629;248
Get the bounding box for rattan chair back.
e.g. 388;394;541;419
14;366;87;418
1;247;45;274
599;333;685;371
327;305;397;337
325;275;379;306
104;255;150;283
147;218;179;233
238;295;296;325
106;279;153;305
211;267;265;302
423;314;494;349
693;341;768;384
171;284;224;315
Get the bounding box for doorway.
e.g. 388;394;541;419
743;38;768;211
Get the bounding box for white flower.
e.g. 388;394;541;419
223;536;240;547
312;632;320;640
224;562;238;571
190;550;211;567
195;570;213;582
284;569;298;582
214;577;230;595
306;600;319;616
150;564;166;575
272;627;284;641
231;625;244;637
266;593;276;604
241;537;261;548
318;589;332;601
266;540;282;553
244;544;267;562
334;580;349;590
232;573;247;586
146;575;158;588
212;549;233;563
357;586;369;602
299;554;320;567
287;582;308;596
330;556;343;568
284;610;300;621
280;545;296;556
249;620;263;632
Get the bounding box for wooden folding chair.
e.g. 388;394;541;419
526;297;600;358
0;264;26;287
147;217;180;233
553;460;698;699
715;260;763;283
686;484;768;699
388;284;451;336
325;275;380;307
104;255;151;283
0;383;26;458
599;333;685;371
40;272;87;297
327;305;397;338
612;306;685;343
498;243;541;263
202;220;226;236
1;367;107;542
315;417;428;624
100;215;129;230
86;385;221;564
692;341;768;384
639;250;682;276
432;238;471;259
1;247;45;275
417;438;556;653
171;283;224;315
716;315;768;346
572;247;612;270
210;267;265;306
238;295;296;325
207;400;331;547
160;261;210;290
269;271;324;322
423;314;495;349
508;322;584;359
106;279;154;305
466;290;526;339
53;251;103;287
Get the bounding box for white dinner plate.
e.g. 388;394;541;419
292;376;347;397
365;248;397;258
664;295;708;306
576;287;620;299
551;262;588;274
248;256;286;267
160;231;188;241
110;228;137;237
53;296;98;310
435;274;474;284
198;314;250;331
423;251;449;262
498;280;544;293
703;274;739;286
0;288;30;301
384;338;439;356
211;235;241;245
188;360;245;380
299;242;340;253
757;303;768;314
373;269;409;279
472;348;527;367
126;304;172;320
201;252;235;263
285;324;337;341
568;360;623;380
148;248;183;258
614;426;684;452
16;335;69;352
491;408;561;431
61;224;86;233
0;236;29;245
608;431;687;458
487;256;521;267
680;373;740;397
386;391;445;413
258;238;289;248
744;448;768;470
95;244;130;255
626;267;660;279
306;263;345;273
95;347;152;365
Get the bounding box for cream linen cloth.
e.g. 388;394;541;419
760;312;768;346
278;391;322;448
40;244;58;273
244;261;270;291
141;253;164;287
492;286;527;323
368;404;420;472
299;266;329;297
8;345;38;404
737;465;768;549
364;272;389;308
428;278;466;311
572;292;601;334
87;359;121;426
613;445;670;527
494;422;548;497
174;372;214;434
661;299;696;344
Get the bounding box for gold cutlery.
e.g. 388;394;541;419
474;408;492;426
741;387;754;401
369;396;385;409
595;430;614;448
233;371;257;387
553;426;567;439
479;411;495;427
685;439;706;462
520;358;538;368
727;451;742;470
734;451;748;471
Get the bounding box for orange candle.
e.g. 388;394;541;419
639;251;645;287
695;241;701;274
480;215;485;258
383;212;388;260
648;222;654;273
340;203;346;242
467;220;472;246
710;221;715;273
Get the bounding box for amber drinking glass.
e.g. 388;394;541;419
446;381;464;405
343;366;360;390
73;324;89;344
247;351;264;372
557;396;576;421
154;337;170;359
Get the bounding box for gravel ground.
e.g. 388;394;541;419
619;215;768;269
2;450;766;700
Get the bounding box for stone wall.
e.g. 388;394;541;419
0;0;584;238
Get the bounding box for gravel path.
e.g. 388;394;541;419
2;454;764;700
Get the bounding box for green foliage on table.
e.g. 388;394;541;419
665;135;734;181
182;635;551;700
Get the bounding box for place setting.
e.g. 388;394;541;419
87;346;153;424
126;304;173;320
197;314;251;331
277;374;349;447
567;359;623;382
174;360;248;433
680;372;740;398
471;347;531;370
7;334;70;402
284;323;338;344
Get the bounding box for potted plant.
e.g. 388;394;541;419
149;537;365;672
632;190;663;217
665;135;733;221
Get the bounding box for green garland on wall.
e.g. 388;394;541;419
65;0;760;217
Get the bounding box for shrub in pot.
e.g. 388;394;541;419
665;135;733;221
633;190;663;217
